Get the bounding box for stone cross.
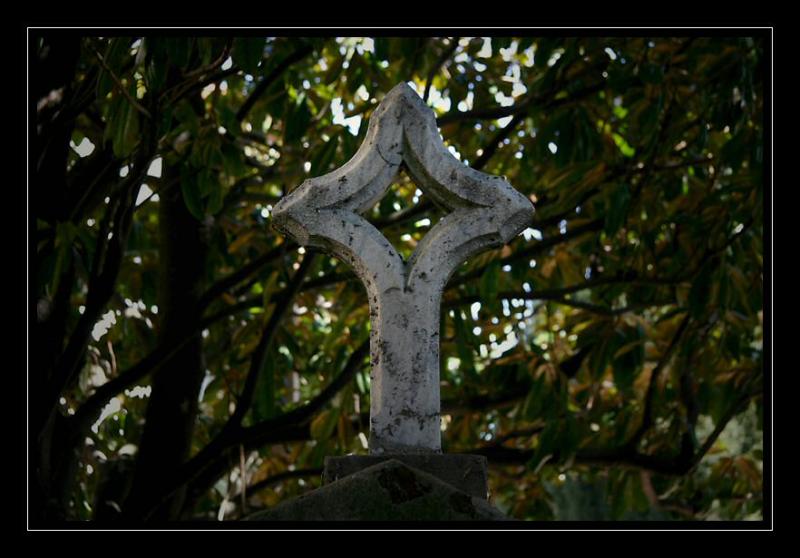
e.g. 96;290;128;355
273;83;534;455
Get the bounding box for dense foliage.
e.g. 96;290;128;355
32;34;765;522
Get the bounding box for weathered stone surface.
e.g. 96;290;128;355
245;459;511;521
273;83;535;455
323;454;488;499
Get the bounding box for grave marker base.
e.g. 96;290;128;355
323;454;488;500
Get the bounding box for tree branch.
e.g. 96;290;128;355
628;313;691;449
423;38;459;103
244;467;322;498
467;388;761;478
90;45;152;120
236;43;314;123
437;96;532;126
239;339;370;443
227;253;317;428
435;62;606;127
140;338;370;520
47;138;157;421
444;289;675;317
447;218;604;290
198;244;288;311
471;111;526;170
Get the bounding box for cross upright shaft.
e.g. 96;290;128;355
273;83;534;454
366;257;445;454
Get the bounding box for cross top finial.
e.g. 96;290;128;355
273;82;534;454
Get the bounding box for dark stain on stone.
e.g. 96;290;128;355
377;466;431;504
448;492;477;517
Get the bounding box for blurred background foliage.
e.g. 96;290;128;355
32;34;765;522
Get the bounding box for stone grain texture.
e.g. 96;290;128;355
323;453;488;499
273;83;534;454
245;459;511;521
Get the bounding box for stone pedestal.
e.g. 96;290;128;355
245;459;509;521
323;454;488;500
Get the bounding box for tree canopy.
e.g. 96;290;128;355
32;34;765;522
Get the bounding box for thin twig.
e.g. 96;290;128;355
91;45;152;120
236;43;314;123
183;40;233;81
629;313;691;448
423;38;460;103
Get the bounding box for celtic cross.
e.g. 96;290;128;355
273;83;534;454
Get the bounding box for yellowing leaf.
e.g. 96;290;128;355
228;231;256;254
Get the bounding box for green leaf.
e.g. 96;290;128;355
398;38;421;60
689;260;715;318
607;63;636;93
518;37;535;51
74;225;97;273
141;269;157;308
104;86;140;159
588;329;614;380
535;38;556;67
612;132;636;158
640;62;664;84
612;326;644;393
355;370;368;395
253;346;277;422
181;176;204;220
493;37;512;51
310;408;340;441
721;128;748;172
164;38;192;69
218;104;239;136
97;38;132;98
51;222;77;295
221;142;246;177
206;176;224;216
522;374;548;420
144;38;168;93
374;37;390;61
157;106;174;137
260;271;280;322
378;189;399;216
324;56;345;85
284;94;312;144
197;38;215;65
197;168;214;197
322;299;357;354
310;132;340;176
561;414;580;459
529;421;558;472
232;38;264;75
604;183;631;235
479;261;501;307
451;310;476;376
723;330;742;360
174;99;199;133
